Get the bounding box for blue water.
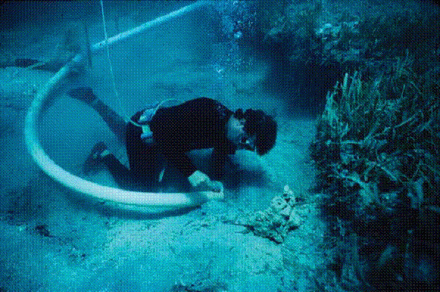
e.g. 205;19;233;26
1;1;438;291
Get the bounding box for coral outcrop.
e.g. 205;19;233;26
247;185;301;243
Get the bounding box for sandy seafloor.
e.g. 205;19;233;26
0;2;330;291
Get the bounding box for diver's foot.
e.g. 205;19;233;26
67;87;97;104
83;142;110;175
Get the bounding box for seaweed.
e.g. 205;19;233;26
311;58;440;287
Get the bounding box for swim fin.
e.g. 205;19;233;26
67;87;97;104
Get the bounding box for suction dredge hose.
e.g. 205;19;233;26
24;1;224;210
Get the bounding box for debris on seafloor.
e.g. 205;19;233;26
35;224;51;237
244;185;302;243
171;280;228;292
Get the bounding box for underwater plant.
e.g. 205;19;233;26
311;56;440;288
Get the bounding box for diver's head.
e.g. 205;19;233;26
226;108;277;155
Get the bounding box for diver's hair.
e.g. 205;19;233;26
234;109;277;155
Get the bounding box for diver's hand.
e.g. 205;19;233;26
206;180;224;193
188;170;223;193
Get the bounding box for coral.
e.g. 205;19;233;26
255;0;440;113
246;185;301;243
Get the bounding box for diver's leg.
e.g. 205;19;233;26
93;99;126;142
68;87;126;142
84;141;149;190
125;121;164;184
101;154;148;191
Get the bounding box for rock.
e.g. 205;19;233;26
270;196;288;213
247;186;301;243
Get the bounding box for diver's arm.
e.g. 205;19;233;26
161;149;223;192
210;148;229;180
188;170;223;193
160;149;197;178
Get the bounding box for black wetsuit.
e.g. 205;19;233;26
103;98;236;190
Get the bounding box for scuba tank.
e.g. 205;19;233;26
137;99;177;145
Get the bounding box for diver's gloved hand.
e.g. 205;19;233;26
188;170;224;193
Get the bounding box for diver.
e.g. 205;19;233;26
67;87;277;193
